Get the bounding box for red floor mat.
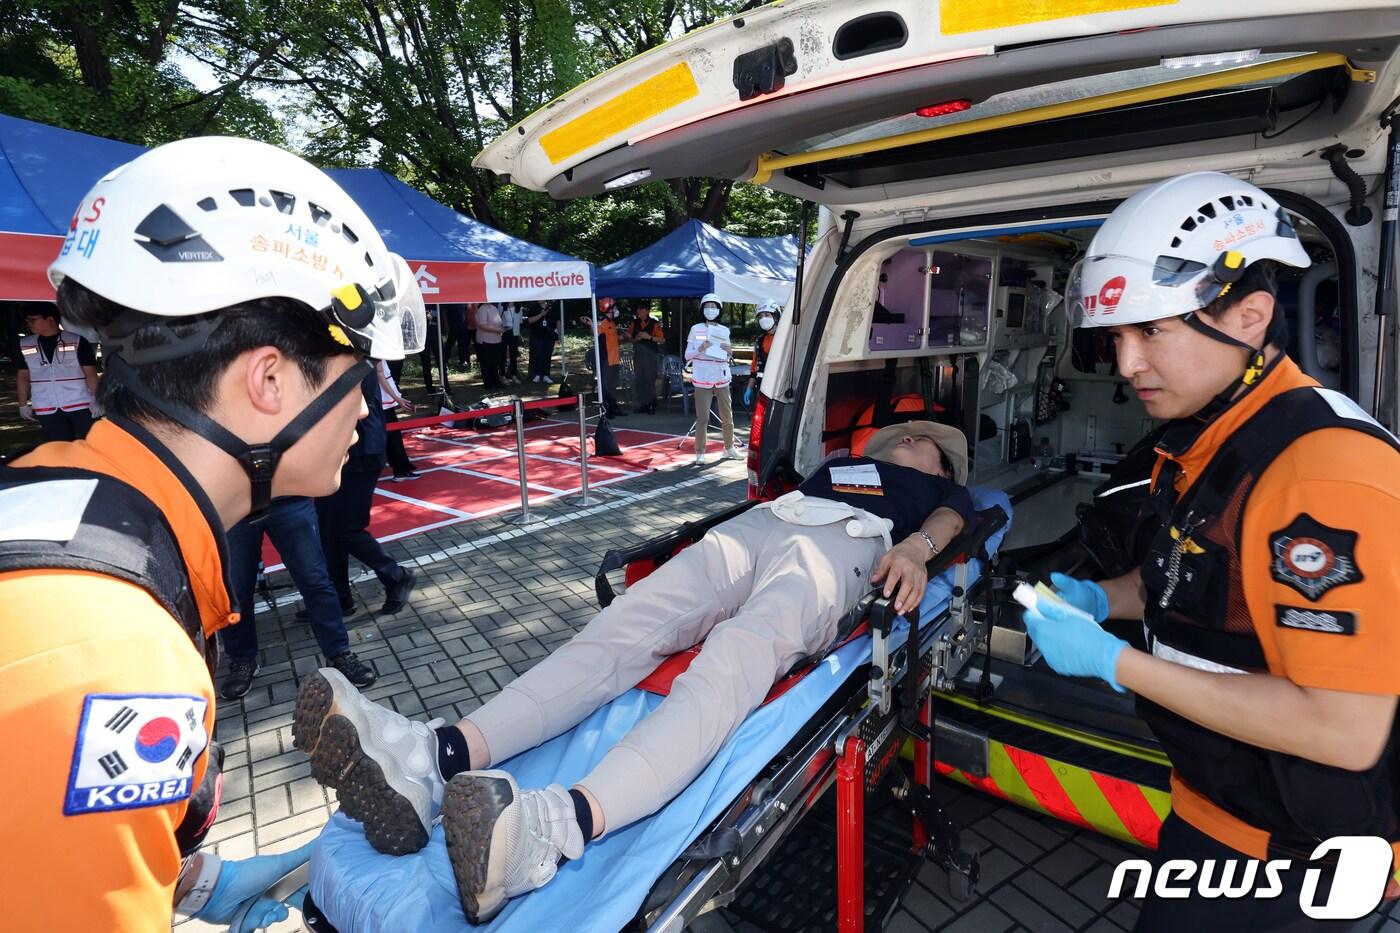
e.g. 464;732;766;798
260;420;731;571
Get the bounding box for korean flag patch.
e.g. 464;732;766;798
64;694;209;816
1269;513;1363;602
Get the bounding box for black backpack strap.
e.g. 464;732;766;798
0;464;206;657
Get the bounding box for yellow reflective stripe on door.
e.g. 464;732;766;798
940;0;1179;36
540;63;700;164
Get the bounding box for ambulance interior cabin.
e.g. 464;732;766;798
811;216;1346;727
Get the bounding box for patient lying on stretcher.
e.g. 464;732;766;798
292;420;974;923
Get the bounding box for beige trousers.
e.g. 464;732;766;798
466;507;884;832
692;383;734;452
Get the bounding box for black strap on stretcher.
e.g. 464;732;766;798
594;499;758;608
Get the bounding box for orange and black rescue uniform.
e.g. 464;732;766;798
0;417;239;932
1139;355;1400;867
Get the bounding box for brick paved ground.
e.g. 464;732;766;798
181;457;1400;933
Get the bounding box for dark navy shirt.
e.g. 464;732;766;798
797;456;974;541
346;370;386;471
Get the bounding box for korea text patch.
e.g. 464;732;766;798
1269;513;1362;602
64;694;209;816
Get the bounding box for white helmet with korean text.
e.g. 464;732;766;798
1067;172;1310;329
49;135;405;361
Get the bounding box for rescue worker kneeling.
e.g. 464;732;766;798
291;420;974;922
0;138;420;931
1024;173;1400;930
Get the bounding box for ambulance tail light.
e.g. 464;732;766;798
747;393;768;500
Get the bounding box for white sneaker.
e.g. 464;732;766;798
293;667;446;855
443;771;585;923
695;452;709;465
722;447;744;461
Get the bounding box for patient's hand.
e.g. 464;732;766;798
870;538;930;615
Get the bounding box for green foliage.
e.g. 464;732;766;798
0;0;808;265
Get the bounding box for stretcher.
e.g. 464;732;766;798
303;489;1012;932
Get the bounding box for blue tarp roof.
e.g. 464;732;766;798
595;219;797;304
322;168;575;263
0;113;143;236
0;113;576;264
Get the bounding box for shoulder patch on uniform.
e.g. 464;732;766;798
1269;513;1362;602
64;694;209;816
1275;605;1356;636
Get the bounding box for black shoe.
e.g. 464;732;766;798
391;471;420;482
380;567;418;615
220;658;259;700
329;651;377;688
297;595;356;621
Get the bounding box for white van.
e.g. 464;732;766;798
477;0;1400;900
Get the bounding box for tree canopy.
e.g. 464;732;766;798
0;0;807;260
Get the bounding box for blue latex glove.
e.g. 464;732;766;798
1022;596;1129;692
197;842;315;925
743;385;755;406
230;884;309;933
1049;571;1110;623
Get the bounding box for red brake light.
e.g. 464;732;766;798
746;394;767;500
915;99;971;118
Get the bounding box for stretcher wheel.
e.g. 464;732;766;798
946;850;979;903
948;868;974;902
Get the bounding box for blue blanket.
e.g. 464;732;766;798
310;489;1012;932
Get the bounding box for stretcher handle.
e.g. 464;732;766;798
594;499;760;608
865;504;1009;635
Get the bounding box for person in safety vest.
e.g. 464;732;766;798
1023;172;1400;930
687;292;742;463
0;137;423;932
624;302;665;414
15;305;100;440
744;299;781;407
579;297;625;417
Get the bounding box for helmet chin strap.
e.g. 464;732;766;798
105;355;372;522
1179;310;1272;420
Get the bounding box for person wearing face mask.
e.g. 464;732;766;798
745;300;781;407
625;303;665;415
686;293;740;463
579;298;625;418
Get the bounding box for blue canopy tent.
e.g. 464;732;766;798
0;113;590;303
594;219;797;305
0;114;142;300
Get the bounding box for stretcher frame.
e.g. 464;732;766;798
594;502;1009;932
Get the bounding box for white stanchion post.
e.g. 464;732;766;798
503;397;542;525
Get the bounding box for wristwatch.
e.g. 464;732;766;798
918;531;940;557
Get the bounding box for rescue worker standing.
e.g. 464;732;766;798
15;305;100;440
581;297;625;417
0;137;419;931
744;299;780;407
1023;173;1400;930
625;302;664;414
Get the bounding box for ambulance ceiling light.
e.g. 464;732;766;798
604;168;653;190
1160;49;1260;70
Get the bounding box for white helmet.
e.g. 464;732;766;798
389;254;429;356
1068;172;1310;328
700;292;722;311
49;136;405;360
